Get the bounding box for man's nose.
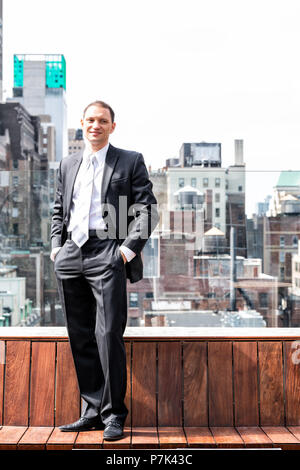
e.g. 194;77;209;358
92;121;101;129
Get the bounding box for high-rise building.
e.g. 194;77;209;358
179;142;222;168
10;54;67;162
167;139;246;254
268;171;300;217
68;128;84;155
0;102;46;247
255;195;272;216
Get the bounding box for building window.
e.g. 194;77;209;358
12;190;19;202
129;293;139;308
143;237;159;278
178;177;185;188
215;208;220;217
215;193;220;203
207;292;216;298
145;292;154;299
259;293;268;308
203;177;209;187
13;223;19;235
191;177;197;187
279;251;285;263
280;236;285;247
293;236;298;248
238;185;243;192
215;177;220;187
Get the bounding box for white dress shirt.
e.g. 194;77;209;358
67;143;108;233
51;141;136;262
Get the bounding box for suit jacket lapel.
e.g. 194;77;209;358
65;144;119;218
101;144;120;204
66;149;83;216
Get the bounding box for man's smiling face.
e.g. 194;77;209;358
81;104;116;151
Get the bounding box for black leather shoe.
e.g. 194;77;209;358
103;420;124;440
59;416;104;432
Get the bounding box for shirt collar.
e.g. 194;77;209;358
83;141;110;165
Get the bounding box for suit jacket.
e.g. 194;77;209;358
51;144;159;283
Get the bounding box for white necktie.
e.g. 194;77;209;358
71;154;96;247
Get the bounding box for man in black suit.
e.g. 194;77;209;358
50;100;159;440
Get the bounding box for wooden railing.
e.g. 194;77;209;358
0;327;300;450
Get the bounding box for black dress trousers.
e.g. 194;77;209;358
54;231;128;426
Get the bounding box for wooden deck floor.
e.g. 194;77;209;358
0;425;300;450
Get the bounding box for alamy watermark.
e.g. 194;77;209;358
95;198;205;251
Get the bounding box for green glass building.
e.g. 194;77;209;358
12;54;67;162
14;54;66;90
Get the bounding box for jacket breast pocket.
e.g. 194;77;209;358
110;176;129;184
110;177;129;194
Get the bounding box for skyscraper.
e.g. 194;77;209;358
11;54;67;162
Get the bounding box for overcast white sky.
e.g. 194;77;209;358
3;0;300;214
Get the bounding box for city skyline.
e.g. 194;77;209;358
2;0;300;215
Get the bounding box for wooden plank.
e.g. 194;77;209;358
262;426;300;450
158;427;187;448
0;341;5;425
17;427;53;450
46;427;78;450
3;341;30;425
236;426;273;448
233;341;259;426
158;342;182;426
132;342;156;426
208;342;233;426
284;341;300;425
0;426;27;450
131;427;159;448
124;341;131;427
102;426;131;449
74;430;103;449
30;342;56;426
184;427;216;448
55;341;80;426
258;342;284;426
183;342;208;426
287;426;300;442
210;426;244;448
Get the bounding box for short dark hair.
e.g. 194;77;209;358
83;100;115;123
